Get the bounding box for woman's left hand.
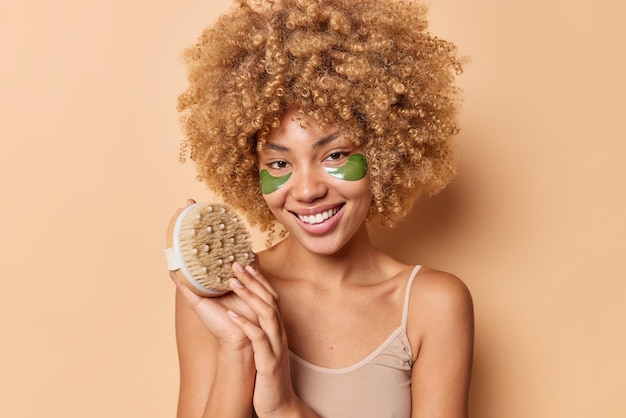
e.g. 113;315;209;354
227;263;301;417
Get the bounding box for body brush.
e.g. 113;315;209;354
165;202;255;296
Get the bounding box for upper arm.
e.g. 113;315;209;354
175;289;219;418
408;271;474;418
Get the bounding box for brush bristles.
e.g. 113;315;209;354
177;203;254;293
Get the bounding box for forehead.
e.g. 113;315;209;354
264;110;348;150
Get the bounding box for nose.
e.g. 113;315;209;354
289;167;328;202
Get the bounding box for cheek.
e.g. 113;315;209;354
261;191;284;214
337;174;372;201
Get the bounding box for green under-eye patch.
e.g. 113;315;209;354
323;154;368;181
259;170;292;194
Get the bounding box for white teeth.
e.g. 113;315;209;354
298;207;339;225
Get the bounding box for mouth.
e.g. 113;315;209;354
293;205;343;225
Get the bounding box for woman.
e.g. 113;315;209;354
172;0;473;417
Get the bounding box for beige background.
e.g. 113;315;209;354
1;0;624;417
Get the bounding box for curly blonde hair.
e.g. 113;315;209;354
177;0;463;232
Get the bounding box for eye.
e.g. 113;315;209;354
326;151;348;161
269;160;289;170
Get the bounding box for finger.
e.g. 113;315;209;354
245;264;279;300
231;270;280;322
229;277;284;353
227;309;276;360
232;262;279;303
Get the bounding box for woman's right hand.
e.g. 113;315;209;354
170;269;259;349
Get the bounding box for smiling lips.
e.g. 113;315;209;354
295;206;342;225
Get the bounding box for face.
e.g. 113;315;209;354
258;110;372;256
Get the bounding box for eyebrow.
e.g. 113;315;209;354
265;132;341;152
314;132;341;149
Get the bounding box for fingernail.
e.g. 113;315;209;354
227;309;239;318
230;278;244;289
233;262;244;272
245;265;257;275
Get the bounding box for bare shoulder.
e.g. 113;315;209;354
407;267;474;346
407;267;474;415
411;267;473;310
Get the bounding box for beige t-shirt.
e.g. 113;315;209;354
288;266;421;418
